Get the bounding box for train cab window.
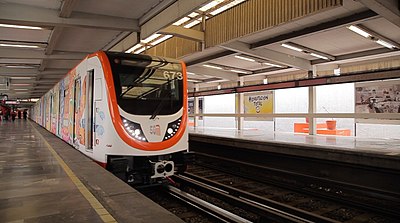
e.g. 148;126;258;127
107;53;183;116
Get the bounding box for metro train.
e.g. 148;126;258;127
31;51;192;184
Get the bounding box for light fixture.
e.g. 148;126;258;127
309;53;329;60
134;47;146;54
184;20;201;28
150;35;173;46
347;25;371;38
281;42;335;60
0;23;43;30
187;72;196;75
281;43;303;52
142;34;161;43
263;78;268;84
125;44;142;53
263;62;284;68
13;89;29;91
188;12;199;18
230;69;248;74
347;24;400;50
5;65;36;68
376;39;397;49
0;43;40;49
234;55;255;62
199;0;225;12
210;0;246;16
12;83;31;86
173;17;191;26
217;84;221;90
10;77;34;80
203;64;223;70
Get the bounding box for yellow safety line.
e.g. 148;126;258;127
30;122;117;223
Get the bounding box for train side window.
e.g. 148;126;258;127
95;78;102;101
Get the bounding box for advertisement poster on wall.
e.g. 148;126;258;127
244;91;274;120
188;97;203;120
355;81;400;113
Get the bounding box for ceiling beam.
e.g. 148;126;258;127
0;3;139;31
139;0;178;25
160;26;204;42
109;32;139;52
188;66;238;82
0;48;87;60
59;0;79;18
356;0;400;28
221;41;312;70
251;10;378;49
140;0;209;39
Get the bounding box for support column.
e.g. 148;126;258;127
194;84;199;127
237;77;244;130
308;86;316;135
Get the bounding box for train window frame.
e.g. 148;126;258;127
95;78;103;101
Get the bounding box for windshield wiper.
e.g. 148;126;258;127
149;79;174;119
120;85;134;97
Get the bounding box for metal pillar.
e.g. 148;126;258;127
237;77;244;130
194;84;199;127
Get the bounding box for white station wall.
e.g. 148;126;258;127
202;94;236;128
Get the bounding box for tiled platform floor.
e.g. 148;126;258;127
0;119;105;222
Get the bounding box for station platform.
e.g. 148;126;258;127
0;119;183;223
188;126;400;171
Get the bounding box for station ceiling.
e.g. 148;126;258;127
0;0;399;101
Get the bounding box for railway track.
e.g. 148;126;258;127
186;152;399;222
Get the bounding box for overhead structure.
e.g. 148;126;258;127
0;0;399;100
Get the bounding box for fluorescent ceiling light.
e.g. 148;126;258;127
14;89;29;91
347;25;371;38
203;64;223;70
0;23;43;30
173;17;191;26
281;43;303;52
184;20;201;28
0;43;40;48
12;83;31;86
187;72;196;75
151;35;173;46
142;33;161;43
125;44;142;53
5;65;36;68
210;0;246;15
263;62;283;68
375;39;397;49
234;55;255;62
10;77;34;80
134;47;146;54
199;0;225;12
310;53;329;60
30;98;39;102
217;84;221;90
263;78;268;84
230;69;248;74
188;12;199;18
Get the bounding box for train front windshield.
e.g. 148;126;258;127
108;54;184;116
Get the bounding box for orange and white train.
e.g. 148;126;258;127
31;51;192;184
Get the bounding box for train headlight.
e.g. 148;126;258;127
121;117;148;142
163;117;182;140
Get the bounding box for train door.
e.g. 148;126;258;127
58;88;62;136
73;78;81;145
93;73;103;150
86;70;94;151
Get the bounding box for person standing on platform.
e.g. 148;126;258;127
23;110;27;120
11;110;16;122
